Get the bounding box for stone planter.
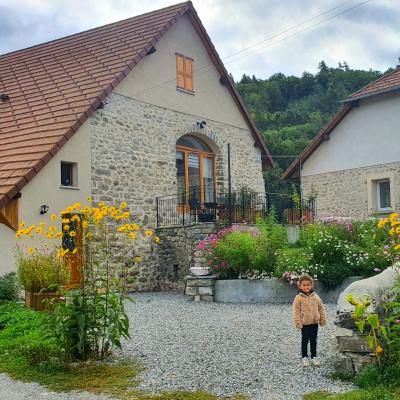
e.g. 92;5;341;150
214;276;362;304
25;291;60;311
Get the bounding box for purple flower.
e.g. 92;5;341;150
373;268;381;272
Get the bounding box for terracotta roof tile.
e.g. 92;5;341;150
0;2;193;206
0;1;272;207
347;66;400;101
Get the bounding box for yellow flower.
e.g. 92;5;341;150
71;215;80;222
389;228;395;236
15;231;21;238
82;221;89;228
72;248;78;255
39;222;46;226
155;236;161;244
50;214;57;221
134;256;142;263
109;207;116;213
120;202;127;209
62;218;70;224
69;231;76;237
376;345;383;354
87;196;92;202
394;244;400;251
73;203;81;210
94;219;101;225
391;220;400;227
145;230;153;237
396;227;400;235
46;233;53;239
132;224;140;231
117;226;126;232
123;212;130;219
56;248;70;258
63;224;70;231
27;247;35;254
18;221;26;227
49;225;57;232
129;233;136;240
86;232;93;239
99;202;105;208
372;234;377;240
36;227;44;234
115;215;123;221
390;212;399;221
56;231;63;238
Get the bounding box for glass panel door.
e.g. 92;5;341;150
202;157;215;204
176;151;186;205
188;153;200;205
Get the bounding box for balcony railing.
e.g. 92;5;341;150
156;189;316;228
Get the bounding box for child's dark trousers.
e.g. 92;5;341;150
301;323;318;358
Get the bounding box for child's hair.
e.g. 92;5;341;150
298;274;314;285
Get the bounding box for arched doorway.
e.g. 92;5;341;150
176;135;216;207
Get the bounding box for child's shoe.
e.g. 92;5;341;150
302;357;310;367
312;357;320;367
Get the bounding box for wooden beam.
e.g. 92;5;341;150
0;197;19;231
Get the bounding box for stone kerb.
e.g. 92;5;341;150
333;266;400;374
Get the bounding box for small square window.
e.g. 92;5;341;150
61;162;77;187
377;180;391;211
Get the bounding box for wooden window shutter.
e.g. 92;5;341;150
185;58;193;91
176;54;194;92
176;55;185;89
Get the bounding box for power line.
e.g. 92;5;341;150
132;0;372;97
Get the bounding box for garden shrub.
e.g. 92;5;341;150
0;272;20;301
275;248;311;278
318;262;352;290
17;251;69;293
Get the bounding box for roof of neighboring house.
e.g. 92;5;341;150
345;66;400;102
0;2;272;209
282;66;400;180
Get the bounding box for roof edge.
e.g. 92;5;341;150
343;85;400;104
282;104;353;180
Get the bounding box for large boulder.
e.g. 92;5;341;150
337;265;400;312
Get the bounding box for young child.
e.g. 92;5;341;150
292;274;326;367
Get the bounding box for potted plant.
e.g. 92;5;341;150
17;249;69;311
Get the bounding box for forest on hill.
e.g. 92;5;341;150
236;61;386;196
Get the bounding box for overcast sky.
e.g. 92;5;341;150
0;0;399;80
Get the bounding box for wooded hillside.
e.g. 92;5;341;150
236;61;385;194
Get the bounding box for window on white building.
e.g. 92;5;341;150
376;179;391;211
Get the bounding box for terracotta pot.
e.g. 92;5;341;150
25;291;60;311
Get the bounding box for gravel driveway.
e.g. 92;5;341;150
1;292;353;400
123;292;353;400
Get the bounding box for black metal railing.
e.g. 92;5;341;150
156;189;316;228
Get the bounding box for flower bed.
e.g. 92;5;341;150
197;216;393;290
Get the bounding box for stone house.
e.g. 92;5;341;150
283;67;400;220
0;2;272;288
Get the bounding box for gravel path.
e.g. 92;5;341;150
124;292;354;400
0;292;353;400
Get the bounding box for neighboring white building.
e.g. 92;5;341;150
283;67;400;219
0;2;272;286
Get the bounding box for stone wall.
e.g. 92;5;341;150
156;222;216;282
302;161;400;219
88;93;265;290
333;267;399;374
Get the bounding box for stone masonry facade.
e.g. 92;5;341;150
89;93;265;290
302;161;400;219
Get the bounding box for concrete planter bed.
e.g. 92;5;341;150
214;276;362;304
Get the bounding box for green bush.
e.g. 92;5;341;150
17;250;69;293
0;302;59;367
275;248;311;278
210;231;258;278
0;272;20;301
355;365;383;389
317;263;352;290
300;223;352;248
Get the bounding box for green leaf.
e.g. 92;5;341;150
367;335;374;349
367;314;379;329
355;320;365;334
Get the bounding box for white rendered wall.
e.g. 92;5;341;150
302;93;400;177
0;121;91;275
115;15;250;131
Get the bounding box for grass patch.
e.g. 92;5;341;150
304;388;400;400
0;301;246;400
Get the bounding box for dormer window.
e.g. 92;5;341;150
176;53;194;92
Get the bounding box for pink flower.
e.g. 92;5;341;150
395;320;400;324
373;268;381;272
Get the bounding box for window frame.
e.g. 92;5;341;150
60;161;78;189
175;53;194;93
176;143;216;208
367;172;395;214
376;179;392;212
